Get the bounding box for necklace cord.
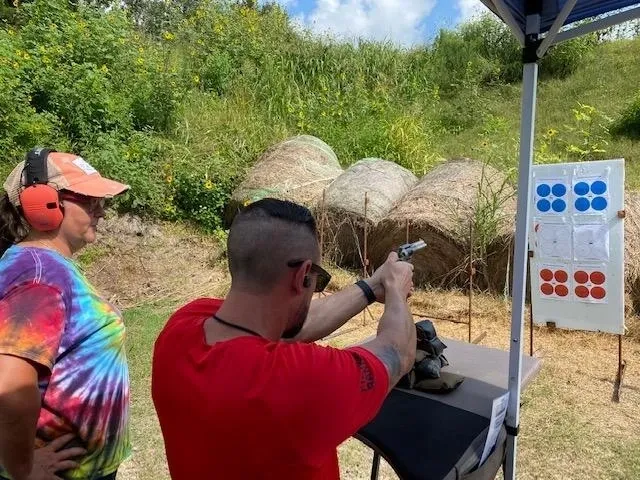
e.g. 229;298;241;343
213;315;261;337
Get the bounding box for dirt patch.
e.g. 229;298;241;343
81;212;228;309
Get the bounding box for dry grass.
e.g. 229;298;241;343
82;215;640;480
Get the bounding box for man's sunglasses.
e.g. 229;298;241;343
287;260;332;293
60;191;106;212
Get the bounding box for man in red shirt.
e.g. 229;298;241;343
152;198;416;479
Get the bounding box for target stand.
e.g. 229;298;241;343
528;160;627;402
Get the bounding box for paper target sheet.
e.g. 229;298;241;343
534;222;572;259
528;160;624;334
573;224;609;262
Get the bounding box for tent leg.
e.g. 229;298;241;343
370;452;380;480
505;61;539;480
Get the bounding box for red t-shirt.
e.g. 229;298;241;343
151;298;389;479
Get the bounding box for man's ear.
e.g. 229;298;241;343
292;260;312;294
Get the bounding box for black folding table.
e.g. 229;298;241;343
354;338;541;480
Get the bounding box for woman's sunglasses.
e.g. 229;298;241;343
59;191;106;213
287;260;332;293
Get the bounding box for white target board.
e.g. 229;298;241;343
529;159;625;334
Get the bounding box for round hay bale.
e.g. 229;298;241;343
321;158;419;266
624;190;640;315
369;158;516;290
227;135;342;222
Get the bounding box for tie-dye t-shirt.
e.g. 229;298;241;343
0;245;130;479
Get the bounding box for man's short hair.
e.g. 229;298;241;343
227;199;319;292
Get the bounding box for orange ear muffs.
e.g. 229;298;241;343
19;147;64;232
19;184;64;231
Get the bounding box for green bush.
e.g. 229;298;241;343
429;29;496;94
171;168;236;232
83;132;170;216
457;14;597;83
612;93;640;138
541;35;598;79
459;16;520;83
0;0;187;218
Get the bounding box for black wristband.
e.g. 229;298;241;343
355;280;376;305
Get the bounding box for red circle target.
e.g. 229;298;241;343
540;283;554;295
575;285;590;298
591;286;606;299
540;269;553;281
554;270;568;283
574;270;589;284
590;271;606;285
555;284;569;297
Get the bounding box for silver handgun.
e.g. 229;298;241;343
397;239;426;262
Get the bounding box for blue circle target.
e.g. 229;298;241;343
591;196;608;211
591;180;607;195
575;197;590;212
574;182;589;196
537;183;551;197
537;199;551;212
552;199;566;212
552;183;567;197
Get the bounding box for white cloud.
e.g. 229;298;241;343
457;0;489;22
297;0;437;47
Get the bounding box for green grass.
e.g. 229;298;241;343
435;38;640;188
122;303;177;480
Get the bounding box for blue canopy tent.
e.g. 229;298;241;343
477;1;640;478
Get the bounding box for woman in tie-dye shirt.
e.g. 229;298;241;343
0;150;131;480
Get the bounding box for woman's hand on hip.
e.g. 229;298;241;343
27;434;86;480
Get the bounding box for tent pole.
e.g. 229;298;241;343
504;60;538;480
554;6;640;45
536;0;577;58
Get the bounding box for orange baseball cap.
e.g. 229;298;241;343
3;151;130;207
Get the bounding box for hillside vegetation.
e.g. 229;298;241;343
1;0;640;232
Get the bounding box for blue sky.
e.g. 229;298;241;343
267;0;491;46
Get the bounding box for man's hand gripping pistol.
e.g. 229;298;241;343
397;239;426;262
